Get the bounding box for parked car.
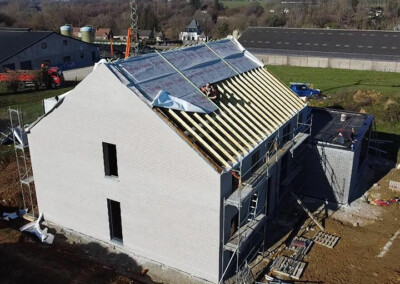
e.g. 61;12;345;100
290;82;321;99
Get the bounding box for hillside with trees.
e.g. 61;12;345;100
0;0;399;39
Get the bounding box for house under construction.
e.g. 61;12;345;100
26;38;372;283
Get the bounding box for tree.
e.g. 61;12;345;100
190;0;202;10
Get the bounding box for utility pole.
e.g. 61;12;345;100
130;0;139;56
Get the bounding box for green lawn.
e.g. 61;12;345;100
221;0;271;9
267;65;400;160
0;85;75;132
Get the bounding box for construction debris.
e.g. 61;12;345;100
313;231;340;249
19;213;54;244
272;255;306;280
2;208;28;221
370;198;400;206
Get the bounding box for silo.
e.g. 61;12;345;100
60;24;72;37
81;26;94;43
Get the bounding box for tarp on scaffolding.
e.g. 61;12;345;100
108;38;263;113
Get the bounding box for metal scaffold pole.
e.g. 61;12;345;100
9;108;36;219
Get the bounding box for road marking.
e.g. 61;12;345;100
392;47;397;49
358;45;363;48
257;41;262;43
340;32;344;35
335;44;341;47
305;43;310;45
327;32;332;35
303;32;308;34
322;43;327;46
382;46;387;49
319;32;324;34
393;35;398;37
285;42;289;44
345;44;349;47
370;34;375;36
376;229;400;258
314;43;318;46
297;42;302;45
277;41;282;44
361;34;366;36
367;46;373;48
384;34;389;37
250;40;255;43
348;33;353;35
265;41;270;43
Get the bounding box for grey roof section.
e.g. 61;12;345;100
187;19;199;29
108;38;263;113
239;27;400;61
0;29;53;63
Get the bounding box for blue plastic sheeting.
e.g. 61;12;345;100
110;38;263;113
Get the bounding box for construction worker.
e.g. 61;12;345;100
201;83;219;101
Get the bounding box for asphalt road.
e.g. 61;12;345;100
239;27;400;58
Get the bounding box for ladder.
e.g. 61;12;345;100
9;108;36;218
247;192;258;223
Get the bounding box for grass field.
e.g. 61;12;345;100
0;85;75;132
221;0;271;9
267;65;400;160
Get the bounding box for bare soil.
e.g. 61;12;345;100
1;156;400;284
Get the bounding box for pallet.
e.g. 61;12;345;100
272;256;306;280
288;237;313;256
313;231;340;249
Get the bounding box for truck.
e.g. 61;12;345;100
0;65;64;92
290;82;321;99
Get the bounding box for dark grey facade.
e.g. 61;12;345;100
1;29;99;71
304;108;373;204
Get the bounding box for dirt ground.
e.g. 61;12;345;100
1;154;400;283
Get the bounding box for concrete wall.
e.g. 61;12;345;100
1;33;99;71
305;145;354;204
254;53;400;73
28;64;221;283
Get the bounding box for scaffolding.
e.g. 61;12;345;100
9;108;36;219
219;115;312;284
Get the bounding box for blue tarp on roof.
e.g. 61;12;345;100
109;38;263;113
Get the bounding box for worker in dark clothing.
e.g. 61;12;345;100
201;83;219;101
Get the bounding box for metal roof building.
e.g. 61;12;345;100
239;27;400;72
0;28;99;70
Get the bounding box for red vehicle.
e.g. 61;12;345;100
0;65;64;92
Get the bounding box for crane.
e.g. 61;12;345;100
125;0;139;58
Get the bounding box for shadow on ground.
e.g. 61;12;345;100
0;216;156;284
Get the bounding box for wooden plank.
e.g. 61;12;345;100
221;81;281;129
193;113;242;158
259;68;305;109
241;71;294;115
221;88;272;134
206;113;251;151
272;256;306;280
292;192;324;231
244;72;296;116
229;77;286;123
168;110;230;168
181;112;237;163
313;231;340;248
218;103;262;142
252;68;301;111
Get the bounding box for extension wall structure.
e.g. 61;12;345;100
239;27;400;73
0;28;99;71
28;38;311;283
304;108;374;204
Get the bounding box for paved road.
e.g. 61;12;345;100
239;27;400;58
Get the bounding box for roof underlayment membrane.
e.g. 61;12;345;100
107;38;263;113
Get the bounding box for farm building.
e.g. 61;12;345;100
239;27;400;72
0;28;99;71
26;38;372;283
